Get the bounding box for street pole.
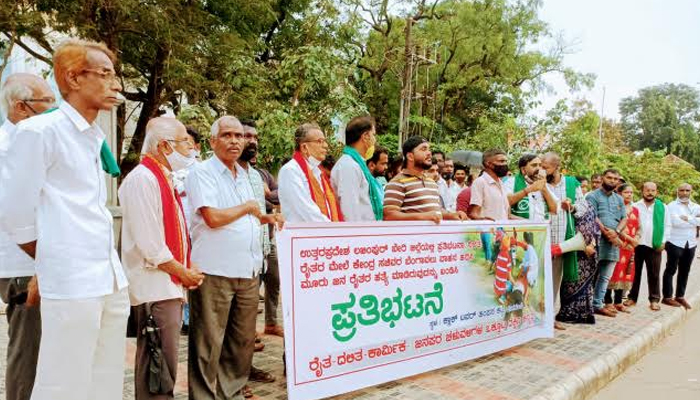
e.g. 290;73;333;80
598;86;606;142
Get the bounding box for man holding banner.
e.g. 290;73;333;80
331;116;383;222
383;136;467;222
279;123;343;223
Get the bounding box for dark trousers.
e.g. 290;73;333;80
663;242;696;299
134;299;183;400
604;289;624;305
628;245;662;303
0;277;41;400
188;275;259;400
264;244;280;326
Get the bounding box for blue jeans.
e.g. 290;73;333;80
481;233;494;262
593;260;617;309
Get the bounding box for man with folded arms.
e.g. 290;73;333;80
119;117;204;399
331;115;384;222
0;73;55;400
186;116;278;400
0;39;130;400
661;183;700;310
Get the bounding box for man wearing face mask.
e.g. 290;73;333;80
469;148;511;221
278;123;343;223
331;115;384;221
586;169;628;318
118;117;205;399
438;158;461;212
661;183;700;310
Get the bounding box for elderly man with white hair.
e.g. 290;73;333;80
118;117;204;399
0;39;129;400
0;73;54;400
185;115;278;400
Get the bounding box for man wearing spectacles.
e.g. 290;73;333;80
278;123;343;223
0;40;129;400
0;73;54;400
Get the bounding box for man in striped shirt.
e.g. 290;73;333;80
383;136;467;222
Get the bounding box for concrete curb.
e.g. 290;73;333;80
531;289;700;400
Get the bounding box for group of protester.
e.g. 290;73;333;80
0;38;697;400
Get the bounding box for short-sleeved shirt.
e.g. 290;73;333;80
470;173;510;221
383;170;441;214
456;186;472;213
186;156;263;278
586;189;626;261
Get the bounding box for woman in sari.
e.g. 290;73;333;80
556;203;599;324
604;184;639;313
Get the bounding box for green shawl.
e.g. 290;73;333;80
562;176;580;282
511;173;550;220
342;146;383;220
652;199;665;249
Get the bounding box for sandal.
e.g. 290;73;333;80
242;385;254;398
623;299;636;307
649;302;661;311
614;304;631;313
249;367;276;383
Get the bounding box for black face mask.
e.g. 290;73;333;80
602;182;616;192
441;172;453;181
240;144;257;162
493;164;509;178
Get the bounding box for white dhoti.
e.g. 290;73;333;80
30;289;130;400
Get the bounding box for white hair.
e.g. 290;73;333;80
0;79;33;118
142;117;184;156
210;115;240;138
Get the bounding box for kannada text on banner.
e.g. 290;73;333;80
276;221;554;400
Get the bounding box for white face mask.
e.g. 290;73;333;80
165;148;196;171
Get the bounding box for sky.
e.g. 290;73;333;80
534;0;700;120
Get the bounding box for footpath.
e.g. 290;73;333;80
0;257;698;400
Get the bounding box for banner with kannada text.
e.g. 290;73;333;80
277;220;553;400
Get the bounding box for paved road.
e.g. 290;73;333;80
593;306;700;400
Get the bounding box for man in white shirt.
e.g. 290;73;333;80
0;73;55;400
628;182;669;311
437;158;461;212
186;116;278;400
119;117;204;399
331;115;383;222
662;183;700;310
0;40;130;400
278;123;343;222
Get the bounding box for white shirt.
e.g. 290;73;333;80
173;165;196;228
119;163;187;306
0;120;35;278
634;200;671;248
503;178;553;222
0;102;127;299
665;199;700;248
278;157;331;223
330;154;375;222
186;156;262;278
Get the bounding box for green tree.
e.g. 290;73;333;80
620;83;700;168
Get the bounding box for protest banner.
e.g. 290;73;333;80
276;220;554;400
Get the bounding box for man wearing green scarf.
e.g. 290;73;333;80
541;152;587;330
627;182;669;311
330;116;384;221
505;154;558;221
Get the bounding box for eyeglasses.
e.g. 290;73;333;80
302;138;327;145
21;98;57;115
81;68;118;82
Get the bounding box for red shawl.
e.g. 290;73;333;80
141;154;191;284
292;151;343;222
